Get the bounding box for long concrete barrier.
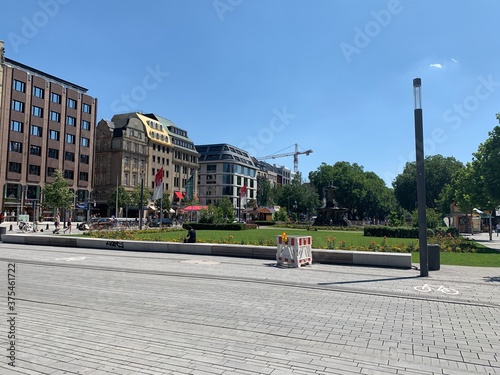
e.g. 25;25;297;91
0;233;412;269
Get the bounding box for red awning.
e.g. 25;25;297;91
183;205;208;211
174;191;183;199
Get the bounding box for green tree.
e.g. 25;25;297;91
198;197;235;224
130;184;152;209
410;208;442;229
392;155;463;211
108;186;132;217
154;192;172;215
216;197;235;223
473;118;500;207
271;173;320;219
42;170;75;211
274;207;288;221
256;176;273;206
309;162;394;220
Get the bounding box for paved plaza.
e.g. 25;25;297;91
0;234;499;375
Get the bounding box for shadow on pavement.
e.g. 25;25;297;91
317;275;419;286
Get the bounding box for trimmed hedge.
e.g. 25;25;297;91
254;220;276;226
183;223;245;231
364;226;434;239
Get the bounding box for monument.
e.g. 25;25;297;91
313;182;348;226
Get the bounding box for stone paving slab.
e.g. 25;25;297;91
0;243;499;374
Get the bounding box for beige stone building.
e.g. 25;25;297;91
94;112;198;217
0;41;97;220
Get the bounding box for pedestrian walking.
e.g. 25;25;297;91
63;216;72;234
53;213;61;234
496;222;500;237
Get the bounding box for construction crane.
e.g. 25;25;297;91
257;143;313;173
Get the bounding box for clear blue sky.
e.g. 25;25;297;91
2;0;500;186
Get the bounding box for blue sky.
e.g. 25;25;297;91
2;0;500;186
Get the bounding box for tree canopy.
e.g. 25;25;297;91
42;170;75;211
392;155;463;211
309;162;395;220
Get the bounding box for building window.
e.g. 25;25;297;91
66;116;76;126
13;80;25;92
80;154;89;164
30;125;42;137
29;165;41;176
65;151;75;162
32;106;43;117
50;92;61;104
81;120;90;130
124;156;129;167
9;162;22;173
132;174;137;186
79;172;88;181
32;86;44;98
30;145;42;156
66;134;75;144
82;103;91;113
207;164;217;172
81;137;89;147
133;158;137;168
64;170;74;179
10;120;23;133
47;167;55;177
48;148;59;159
124;173;129;185
9;141;22;153
67;98;77;108
49;130;60;141
50;111;61;122
12;100;24;112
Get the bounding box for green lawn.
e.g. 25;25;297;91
88;226;500;267
134;227;417;250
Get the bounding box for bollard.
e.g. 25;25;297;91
9;224;13;231
46;223;49;230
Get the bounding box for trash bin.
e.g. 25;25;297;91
428;244;440;271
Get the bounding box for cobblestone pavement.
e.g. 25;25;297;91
0;243;499;374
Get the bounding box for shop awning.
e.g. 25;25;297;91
174;191;183;199
182;205;208;211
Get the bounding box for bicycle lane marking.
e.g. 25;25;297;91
414;284;460;295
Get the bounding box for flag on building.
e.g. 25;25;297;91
240;184;247;206
152;168;163;200
185;175;194;201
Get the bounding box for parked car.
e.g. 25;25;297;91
149;218;173;227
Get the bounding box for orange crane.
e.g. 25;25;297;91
257;143;313;173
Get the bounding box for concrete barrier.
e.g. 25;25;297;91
0;234;412;269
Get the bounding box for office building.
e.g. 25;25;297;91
0;41;97;219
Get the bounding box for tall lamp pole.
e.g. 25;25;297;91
139;171;144;230
413;78;428;277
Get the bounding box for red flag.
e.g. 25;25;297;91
153;168;163;200
240;185;247;197
154;167;163;186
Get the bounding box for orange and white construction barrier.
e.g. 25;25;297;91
276;235;312;267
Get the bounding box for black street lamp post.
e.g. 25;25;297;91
413;78;428;277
